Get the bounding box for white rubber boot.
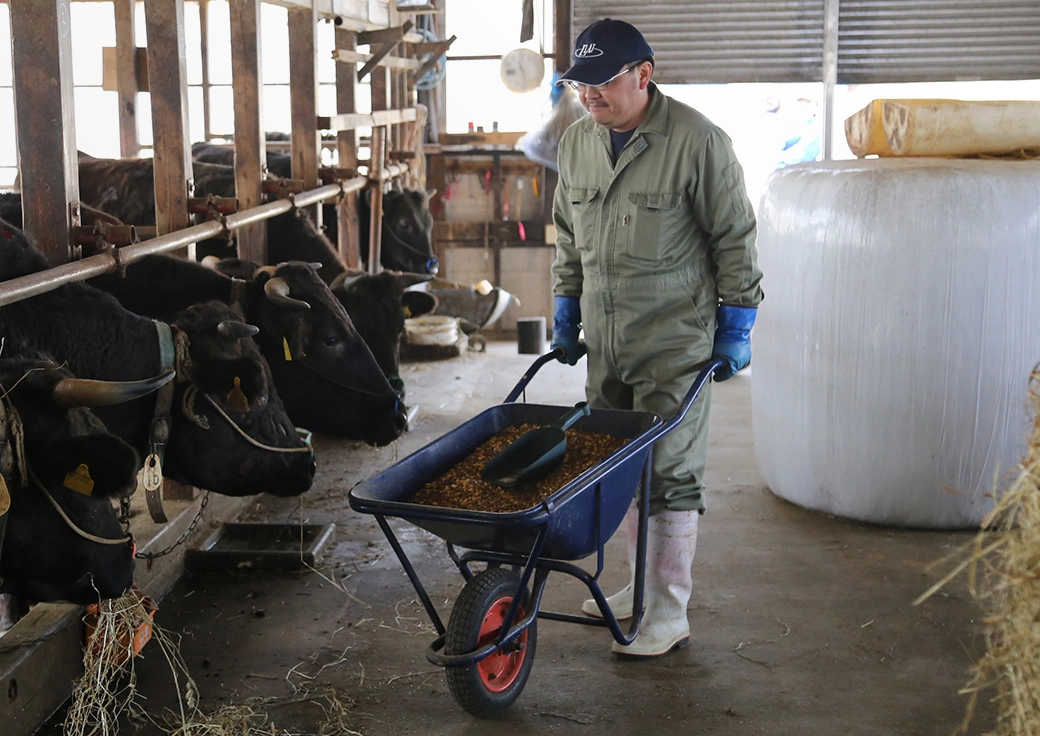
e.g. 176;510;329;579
581;503;638;619
611;510;699;658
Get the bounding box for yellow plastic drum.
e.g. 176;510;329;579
844;99;1040;158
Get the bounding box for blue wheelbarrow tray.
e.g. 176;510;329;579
348;402;662;561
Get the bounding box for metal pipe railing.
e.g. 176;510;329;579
0;175;370;308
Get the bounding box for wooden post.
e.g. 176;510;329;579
9;0;79;264
113;0;140;157
367;126;385;275
229;0;266;263
368;64;390;274
288;5;320;222
334;25;361;269
200;0;213;142
144;0;193;237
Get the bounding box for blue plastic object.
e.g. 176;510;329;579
712;304;757;381
550;295;586;365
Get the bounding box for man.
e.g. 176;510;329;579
551;18;763;658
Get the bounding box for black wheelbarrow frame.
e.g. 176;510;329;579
348;351;723;716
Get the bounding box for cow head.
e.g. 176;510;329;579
330;270;438;399
379;189;438;276
162;301;317;496
238;261;409;445
0;356;171;605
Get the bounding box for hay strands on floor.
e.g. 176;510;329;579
65;586;198;736
916;365;1040;736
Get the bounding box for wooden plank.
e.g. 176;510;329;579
0;602;84;736
9;0;78;265
323;107;417;130
356;21;412;46
113;0;140;156
144;0;193;238
437;131;525;147
229;0;267;263
356;20;413;82
334;25;361;270
288;4;320;222
434;157;542;176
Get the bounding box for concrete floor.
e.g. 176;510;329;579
41;340;994;735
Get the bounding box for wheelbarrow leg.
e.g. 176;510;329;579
374;515;446;635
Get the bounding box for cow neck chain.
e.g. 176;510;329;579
27;466;132;546
180;384;313;454
135;490;210;561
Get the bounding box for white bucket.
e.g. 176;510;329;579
404;315;459;346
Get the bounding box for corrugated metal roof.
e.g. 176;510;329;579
572;1;1040;84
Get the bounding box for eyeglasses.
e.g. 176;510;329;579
565;64;640;93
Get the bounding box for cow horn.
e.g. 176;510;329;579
264;276;311;310
308;262;323;271
52;369;176;408
217;320;261;339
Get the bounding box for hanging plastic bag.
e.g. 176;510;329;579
516;85;588;171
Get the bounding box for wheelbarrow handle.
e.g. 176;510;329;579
503;347;571;403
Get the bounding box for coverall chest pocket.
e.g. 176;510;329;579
627;191;683;260
568;187;600;249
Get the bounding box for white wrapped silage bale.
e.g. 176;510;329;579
752;158;1040;528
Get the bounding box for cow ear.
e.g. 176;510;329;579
49;435;140;498
401;290;437;319
425;189;437;200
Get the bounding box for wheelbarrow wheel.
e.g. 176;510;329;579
444;567;537;717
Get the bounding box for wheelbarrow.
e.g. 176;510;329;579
348;351;723;717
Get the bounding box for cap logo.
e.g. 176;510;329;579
575;43;604;59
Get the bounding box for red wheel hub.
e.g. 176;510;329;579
476;595;528;693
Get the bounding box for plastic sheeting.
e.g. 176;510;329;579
752;159;1040;528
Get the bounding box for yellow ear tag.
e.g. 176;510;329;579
64;464;95;496
282;336;293;361
227;376;250;412
402;305;412;319
0;475;10;516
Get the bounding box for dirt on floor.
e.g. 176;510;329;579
40;340;996;736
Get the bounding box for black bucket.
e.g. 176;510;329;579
517;316;547;354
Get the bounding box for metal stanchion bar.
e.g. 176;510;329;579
0;177;367;308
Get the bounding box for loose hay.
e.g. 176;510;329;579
918;366;1040;735
65;587;197;736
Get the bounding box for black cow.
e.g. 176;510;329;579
330;269;438;394
0;191;125;232
91;255;408;444
0;218;315;497
357;188;439;276
0;355;171;611
191;141;292;178
182;145;439;276
211;258;438;398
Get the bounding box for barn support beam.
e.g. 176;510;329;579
229;0;267;263
144;0;194;238
113;0;140;157
288;4;321;222
9;0;79;264
335;24;362;270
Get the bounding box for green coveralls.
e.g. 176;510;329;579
552;83;764;515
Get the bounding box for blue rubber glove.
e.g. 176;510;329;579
712;305;757;381
550;295;586;365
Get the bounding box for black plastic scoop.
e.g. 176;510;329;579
481;402;591;489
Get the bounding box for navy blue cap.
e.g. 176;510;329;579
556;18;654;87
